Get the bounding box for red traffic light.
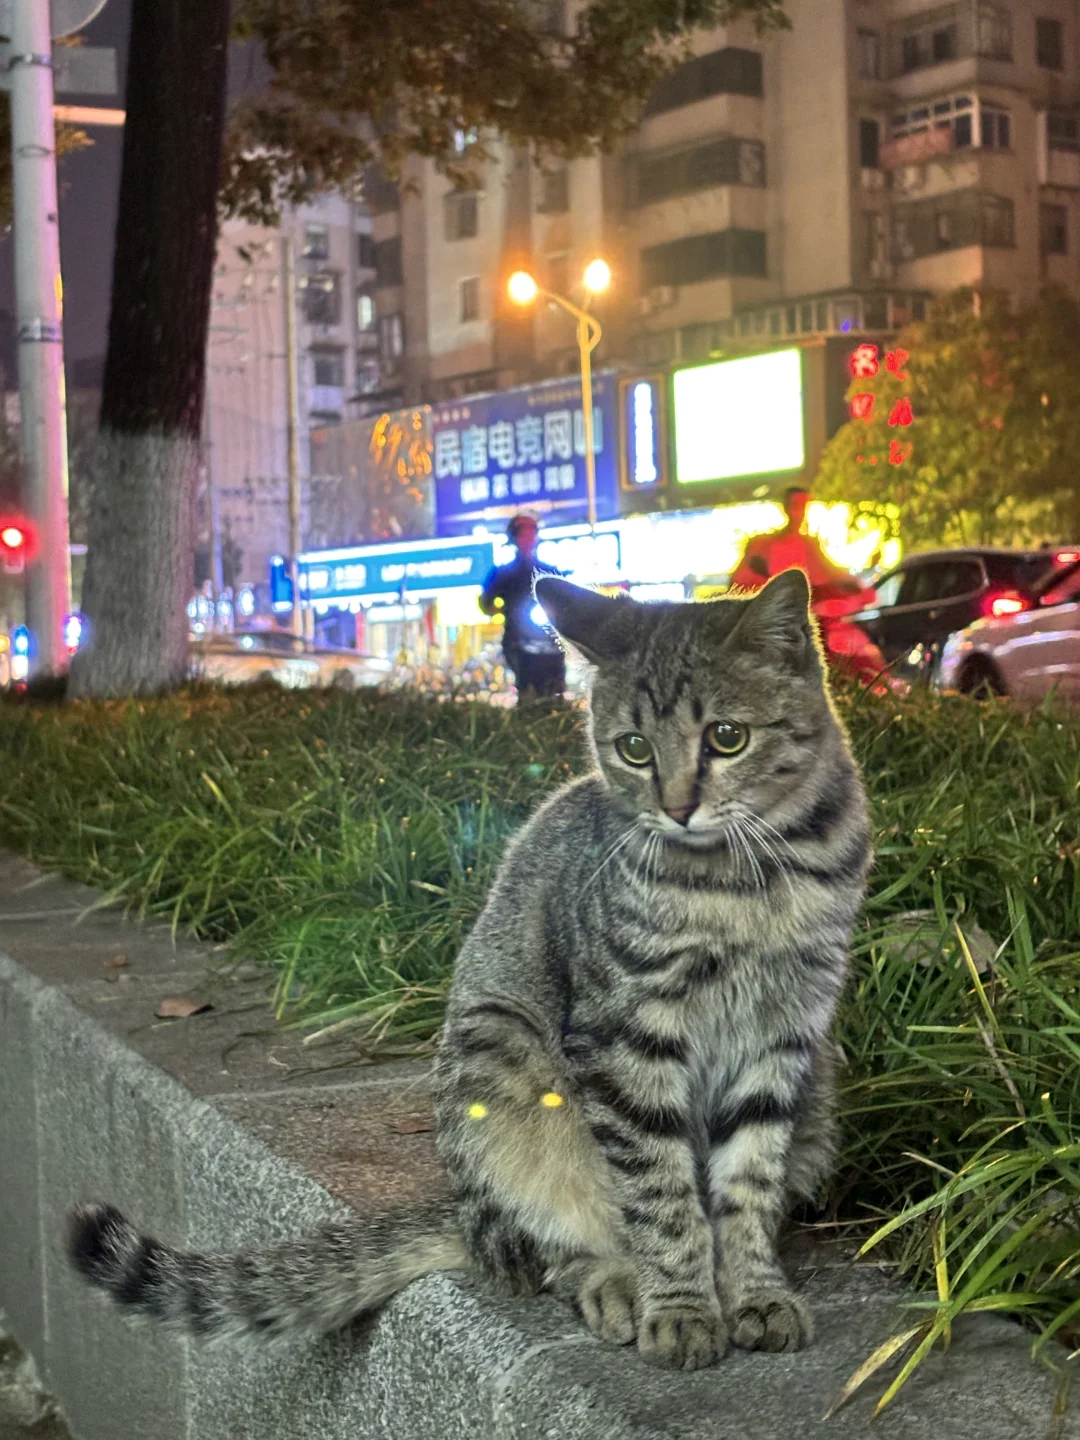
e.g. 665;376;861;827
0;516;36;569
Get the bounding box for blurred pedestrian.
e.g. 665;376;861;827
479;515;565;699
731;487;861;595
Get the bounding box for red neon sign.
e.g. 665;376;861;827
885;348;910;381
888;397;914;427
849;343;880;379
850;393;875;421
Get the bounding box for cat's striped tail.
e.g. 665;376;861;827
68;1201;467;1346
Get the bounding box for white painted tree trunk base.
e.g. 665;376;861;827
68;428;197;698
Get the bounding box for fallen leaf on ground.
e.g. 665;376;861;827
390;1115;434;1135
103;955;128;968
155;996;213;1020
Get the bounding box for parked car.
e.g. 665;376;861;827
190;630;392;690
851;547;1079;683
937;560;1080;702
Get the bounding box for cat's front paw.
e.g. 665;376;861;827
727;1288;812;1353
638;1303;728;1370
577;1260;638;1345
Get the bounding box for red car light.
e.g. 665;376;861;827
1054;549;1080;566
985;591;1029;618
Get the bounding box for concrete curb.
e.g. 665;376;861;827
0;853;1074;1439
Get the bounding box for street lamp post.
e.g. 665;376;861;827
508;260;611;531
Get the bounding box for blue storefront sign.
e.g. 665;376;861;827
298;536;496;605
621;376;666;491
431;372;620;537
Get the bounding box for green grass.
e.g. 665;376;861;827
1;679;1079;1408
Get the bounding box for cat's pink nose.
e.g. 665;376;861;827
664;804;697;827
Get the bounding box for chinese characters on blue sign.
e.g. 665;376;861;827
298;538;496;603
432;373;619;536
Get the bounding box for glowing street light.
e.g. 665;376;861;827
507;270;539;305
583;258;612;294
507;259;613;528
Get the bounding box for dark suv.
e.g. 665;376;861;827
854;548;1075;681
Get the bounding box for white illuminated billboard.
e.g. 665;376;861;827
672;349;805;484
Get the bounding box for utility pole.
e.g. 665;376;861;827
10;0;72;676
280;232;303;639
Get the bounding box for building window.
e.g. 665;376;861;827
356;288;375;331
859;118;880;169
857;29;881;80
379;312;404;360
641;227;767;287
374;236;403;288
301;271;341;325
890;94;1016;151
355;358;381;395
976;5;1012;60
629;136;766;206
644;47;763;115
1041;203;1068;255
1037;17;1064;70
460;276;481;323
1048;110;1080;151
444;191;479;241
310;349;344;387
892;189;1015;259
357;233;376;269
980;103;1011;149
302;223;330;260
536;167;569;214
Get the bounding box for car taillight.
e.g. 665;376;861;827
1054;549;1080;566
985;590;1030;618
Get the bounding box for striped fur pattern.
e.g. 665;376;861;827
69;570;871;1370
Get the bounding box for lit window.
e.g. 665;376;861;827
356;289;375;332
302;223;329;260
300;272;342;325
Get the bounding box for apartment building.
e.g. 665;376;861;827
369;0;1080;401
202;195;381;587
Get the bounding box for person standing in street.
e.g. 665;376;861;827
731;487;862;595
479;514;565;699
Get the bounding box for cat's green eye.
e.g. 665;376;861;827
614;733;654;767
704;720;749;757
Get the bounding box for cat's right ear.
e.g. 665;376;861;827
534;577;635;665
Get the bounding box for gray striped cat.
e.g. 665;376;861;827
70;569;871;1371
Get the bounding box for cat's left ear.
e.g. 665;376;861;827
534;576;636;665
729;569;817;668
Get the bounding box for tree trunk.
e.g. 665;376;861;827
70;0;230;698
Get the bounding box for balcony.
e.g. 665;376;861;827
886;3;1011;82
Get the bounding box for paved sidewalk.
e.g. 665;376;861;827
0;850;1075;1440
0;1319;69;1440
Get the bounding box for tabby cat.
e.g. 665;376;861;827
70;569;871;1370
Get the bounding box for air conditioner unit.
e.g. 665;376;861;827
649;285;677;309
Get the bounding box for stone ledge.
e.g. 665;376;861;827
0;852;1073;1439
